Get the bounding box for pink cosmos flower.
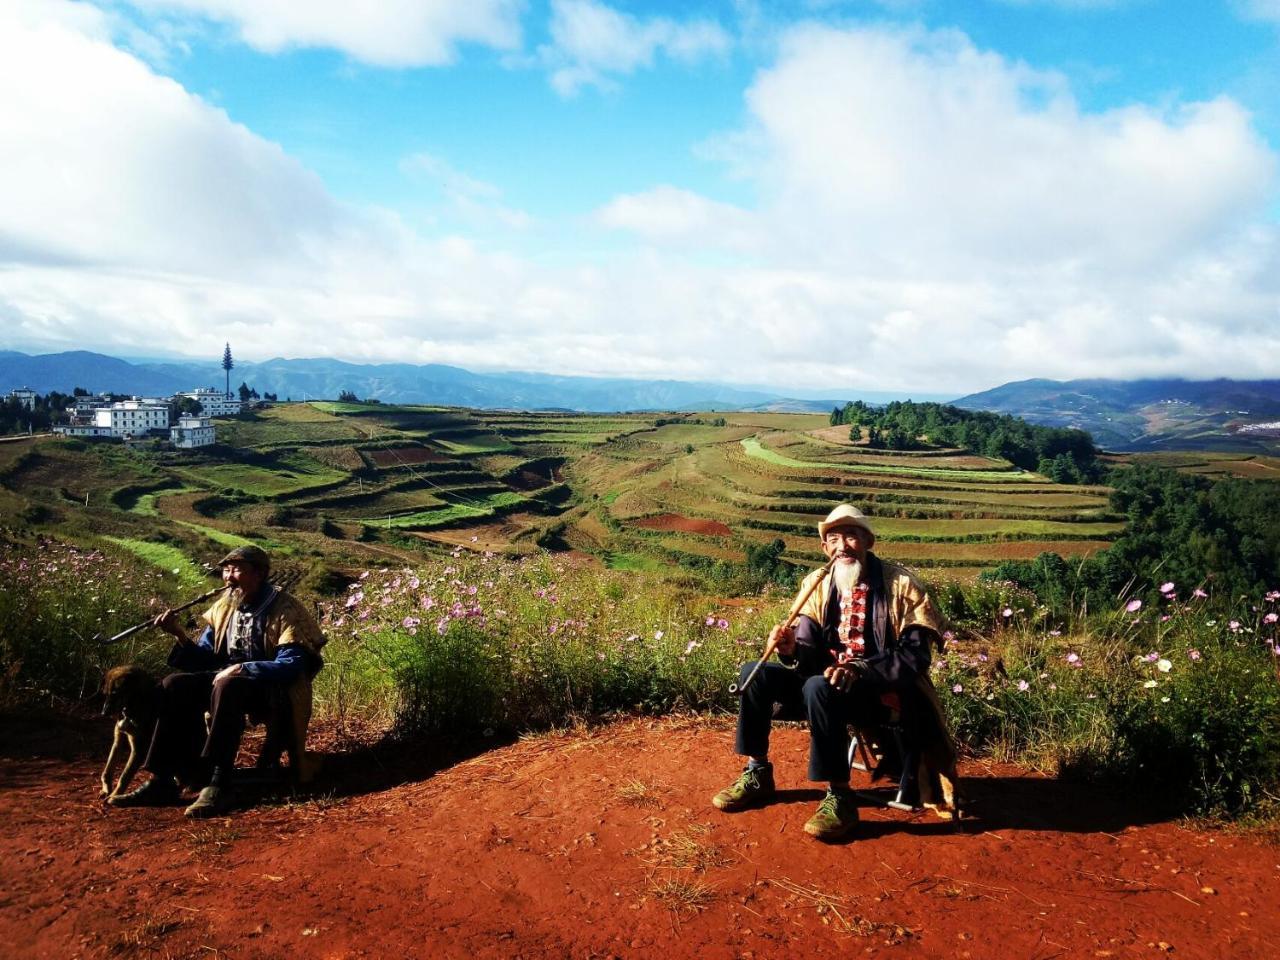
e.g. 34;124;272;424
1193;588;1208;599
705;616;716;626
1229;620;1241;632
1066;652;1080;664
716;618;730;630
1264;612;1279;624
1001;608;1013;618
1159;582;1175;594
952;683;963;693
1017;680;1030;692
1126;599;1142;613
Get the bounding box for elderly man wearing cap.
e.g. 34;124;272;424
110;545;325;818
712;505;958;840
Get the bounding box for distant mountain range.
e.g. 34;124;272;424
0;350;862;413
954;378;1280;452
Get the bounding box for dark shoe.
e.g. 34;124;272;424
184;785;233;819
712;763;775;811
108;776;180;807
804;789;859;840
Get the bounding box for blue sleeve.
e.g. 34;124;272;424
167;625;223;670
853;626;936;692
780;614;835;677
238;644;309;683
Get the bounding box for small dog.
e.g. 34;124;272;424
100;665;160;800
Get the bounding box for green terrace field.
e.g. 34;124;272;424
0;402;1147;585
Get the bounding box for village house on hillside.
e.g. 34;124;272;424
169;414;215;448
8;387;36;410
175;387;241;417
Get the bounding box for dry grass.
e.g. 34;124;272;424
648;875;717;913
769;877;916;942
186;824;242;854
616;778;662;808
109;914;184;954
649;823;731;872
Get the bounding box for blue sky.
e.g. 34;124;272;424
1;0;1278;394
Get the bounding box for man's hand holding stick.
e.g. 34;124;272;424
730;556;837;695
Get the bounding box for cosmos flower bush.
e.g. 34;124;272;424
314;547;782;737
0;535;181;703
934;581;1280;815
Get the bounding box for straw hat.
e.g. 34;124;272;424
817;504;875;546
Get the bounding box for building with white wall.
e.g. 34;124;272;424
93;399;171;438
175;388;241;417
54;423;113;438
8;387;36;410
170;415;215;449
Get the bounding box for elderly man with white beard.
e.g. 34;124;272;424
712;505;960;840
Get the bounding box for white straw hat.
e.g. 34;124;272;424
818;504;876;545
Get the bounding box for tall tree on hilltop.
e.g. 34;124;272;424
221;343;234;398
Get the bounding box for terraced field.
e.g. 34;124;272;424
1;402;1128;583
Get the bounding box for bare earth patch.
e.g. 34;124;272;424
633;513;733;537
2;713;1277;960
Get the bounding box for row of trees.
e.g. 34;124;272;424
830;400;1104;483
989;464;1280;608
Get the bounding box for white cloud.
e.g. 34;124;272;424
541;0;731;95
122;0;524;66
2;7;1278;396
594;186;759;250
401;153;534;230
1235;0;1280;23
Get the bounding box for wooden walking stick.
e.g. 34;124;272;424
730;556;838;696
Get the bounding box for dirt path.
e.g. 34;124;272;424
2;713;1276;960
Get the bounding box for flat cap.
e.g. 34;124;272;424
216;544;270;573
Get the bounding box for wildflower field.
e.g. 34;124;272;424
1;402;1278;821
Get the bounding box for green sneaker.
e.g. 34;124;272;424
712;763;775;811
107;776;180;807
184;784;233;819
804;789;859;840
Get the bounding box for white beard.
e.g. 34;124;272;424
832;559;862;596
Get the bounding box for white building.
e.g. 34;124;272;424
72;394;113;417
175;387;241;417
170;415;215;449
93;399;171;438
54;423;113;438
8;387;36;410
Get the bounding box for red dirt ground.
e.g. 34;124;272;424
3;713;1278;960
633;514;733;537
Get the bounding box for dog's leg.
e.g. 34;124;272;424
112;728;144;799
101;721;127;797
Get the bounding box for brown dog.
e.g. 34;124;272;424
100;665;160;800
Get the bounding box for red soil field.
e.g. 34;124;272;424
3;713;1276;960
633;513;732;537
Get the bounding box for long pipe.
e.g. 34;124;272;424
730;556;837;696
95;584;229;645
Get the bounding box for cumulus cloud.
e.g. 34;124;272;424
594;186;759;251
121;0;523;66
401;153;534;230
2;5;1278;395
540;0;731;94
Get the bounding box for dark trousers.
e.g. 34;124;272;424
143;671;274;779
734;662;886;782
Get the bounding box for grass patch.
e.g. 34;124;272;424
102;536;206;586
356;491;525;529
740;437;1033;482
